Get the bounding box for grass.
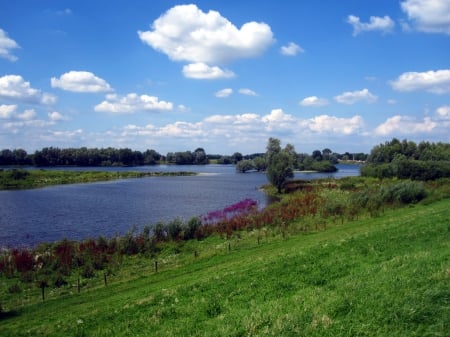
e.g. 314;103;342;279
0;169;196;190
1;198;448;336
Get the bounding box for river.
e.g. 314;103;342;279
0;164;359;248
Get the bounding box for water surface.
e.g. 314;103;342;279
0;164;359;247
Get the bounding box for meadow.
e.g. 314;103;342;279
0;177;449;336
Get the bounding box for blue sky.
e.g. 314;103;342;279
0;0;449;155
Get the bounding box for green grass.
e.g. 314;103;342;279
0;169;196;190
1;199;449;336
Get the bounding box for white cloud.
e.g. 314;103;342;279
177;104;190;112
390;69;450;94
375;115;437;135
300;96;329;107
238;88;257;96
280;42;304;56
387;99;398;105
308;115;365;135
51;71;112;93
48;111;69;121
94;93;173;113
0;104;17;118
0;75;56;105
0;29;20;61
436;105;450;119
401;0;450;34
182;63;235;79
215;88;233;98
138;4;274;65
262;108;294;123
334;88;378;104
347;15;395;35
17;109;37;120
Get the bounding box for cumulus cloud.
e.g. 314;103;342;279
0;104;17;118
94;93;173;113
0;75;56;105
280;42;304;56
215;88;233;98
308;115;365;135
51;71;112;93
138;4;274;64
17;109;37;120
183;63;235;79
436;105;450;119
238;88;257;96
347;15;395;35
0;29;20;61
48;111;69;121
401;0;450;34
300;96;329;107
390;69;450;94
334;88;378;104
375;115;437;135
138;4;274;78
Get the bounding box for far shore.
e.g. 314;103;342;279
0;169;197;190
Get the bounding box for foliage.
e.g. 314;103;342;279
235;159;255;173
266;138;295;193
362;138;450;180
166;148;209;165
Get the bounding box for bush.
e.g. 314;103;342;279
54;274;68;287
81;263;95;278
8;283;21;294
381;181;427;204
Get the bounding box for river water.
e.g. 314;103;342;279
0;164;359;248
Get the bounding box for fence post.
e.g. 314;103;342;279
154;260;158;273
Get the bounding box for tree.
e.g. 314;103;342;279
236;160;254;173
267;152;294;193
265;137;281;166
231;152;243;164
265;138;294;193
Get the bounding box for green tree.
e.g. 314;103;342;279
265;138;294;193
236;160;254;173
267;151;294;193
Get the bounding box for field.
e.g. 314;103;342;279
1;187;448;336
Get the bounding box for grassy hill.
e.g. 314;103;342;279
1;197;448;336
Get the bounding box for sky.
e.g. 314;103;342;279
0;0;449;155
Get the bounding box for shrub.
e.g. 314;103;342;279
13;249;34;273
8;283;21;294
53;274;68;288
381;181;427;204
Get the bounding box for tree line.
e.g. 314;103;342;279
361;138;450;180
0;146;366;167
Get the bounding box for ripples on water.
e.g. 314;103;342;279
0;164;359;247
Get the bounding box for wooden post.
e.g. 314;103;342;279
194;250;198;258
41;286;45;302
104;273;107;286
228;242;231;252
77;277;80;293
154;260;158;273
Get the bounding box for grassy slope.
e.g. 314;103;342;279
1;199;449;336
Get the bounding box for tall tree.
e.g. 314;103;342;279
265;138;294;193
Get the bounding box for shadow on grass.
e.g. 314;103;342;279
0;309;20;320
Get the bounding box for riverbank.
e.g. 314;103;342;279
1;194;448;336
0;169;196;190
